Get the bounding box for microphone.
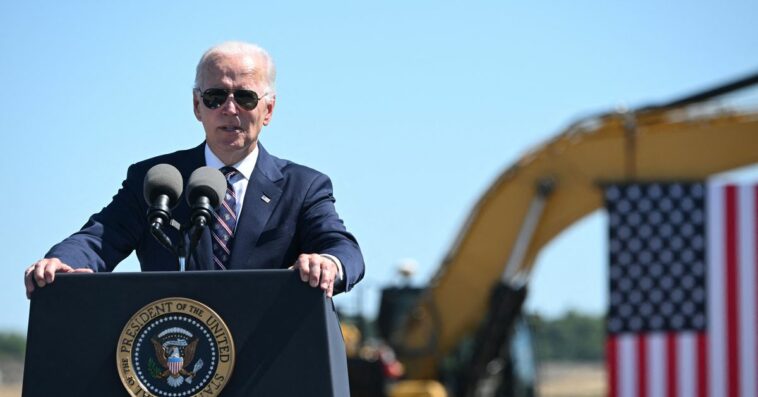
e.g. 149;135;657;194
143;164;184;227
186;167;227;268
186;166;227;229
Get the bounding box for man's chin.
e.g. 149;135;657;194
208;141;256;162
210;138;244;151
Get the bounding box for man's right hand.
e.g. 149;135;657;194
24;258;93;299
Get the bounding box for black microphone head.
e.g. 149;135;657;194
143;164;184;207
186;166;227;208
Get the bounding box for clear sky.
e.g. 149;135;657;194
1;1;757;332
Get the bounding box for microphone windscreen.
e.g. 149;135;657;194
143;164;183;207
186;167;227;208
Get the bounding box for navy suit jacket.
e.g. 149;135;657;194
46;143;364;292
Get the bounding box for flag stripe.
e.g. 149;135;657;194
708;184;726;397
697;332;707;397
648;334;665;397
756;186;758;396
608;336;618;397
667;333;677;397
739;185;757;397
725;186;740;397
638;336;648;397
677;333;695;397
619;335;637;397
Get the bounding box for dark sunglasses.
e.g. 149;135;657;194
199;88;266;111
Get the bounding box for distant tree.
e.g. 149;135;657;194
0;332;26;361
527;311;604;362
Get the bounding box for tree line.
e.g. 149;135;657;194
0;311;604;365
0;332;25;361
526;311;605;362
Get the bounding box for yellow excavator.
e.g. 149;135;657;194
348;71;758;397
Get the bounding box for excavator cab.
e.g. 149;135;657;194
374;283;537;397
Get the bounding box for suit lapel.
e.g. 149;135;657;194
228;144;283;269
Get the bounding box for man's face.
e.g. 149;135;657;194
193;53;275;165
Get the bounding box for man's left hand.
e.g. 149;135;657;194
291;254;338;298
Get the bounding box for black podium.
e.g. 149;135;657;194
23;270;349;396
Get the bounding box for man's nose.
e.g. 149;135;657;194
220;94;239;114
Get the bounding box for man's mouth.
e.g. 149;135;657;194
220;125;243;133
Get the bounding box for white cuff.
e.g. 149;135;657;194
319;254;344;281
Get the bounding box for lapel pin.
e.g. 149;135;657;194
261;195;271;203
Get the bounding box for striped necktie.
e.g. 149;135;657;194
211;166;238;270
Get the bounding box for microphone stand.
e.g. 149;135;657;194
177;221;187;272
149;218;188;271
186;196;215;271
148;197;215;272
187;218;207;270
149;222;175;255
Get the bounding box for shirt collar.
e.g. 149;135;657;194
204;143;258;181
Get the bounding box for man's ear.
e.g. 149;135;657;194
262;95;276;126
193;91;202;121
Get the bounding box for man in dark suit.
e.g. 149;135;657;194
24;41;364;298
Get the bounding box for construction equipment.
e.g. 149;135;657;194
352;71;758;397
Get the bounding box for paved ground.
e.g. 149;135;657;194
538;361;606;397
0;385;19;397
0;360;21;396
4;360;607;396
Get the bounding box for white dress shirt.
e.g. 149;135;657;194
204;143;258;223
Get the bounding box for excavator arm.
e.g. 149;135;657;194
393;72;758;382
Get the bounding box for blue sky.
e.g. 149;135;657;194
1;1;757;332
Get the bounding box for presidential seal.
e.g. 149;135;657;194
117;297;235;397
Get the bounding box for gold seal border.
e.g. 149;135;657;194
116;297;236;397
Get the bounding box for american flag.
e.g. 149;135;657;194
605;182;758;397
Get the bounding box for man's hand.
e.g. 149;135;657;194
290;254;338;298
24;258;93;299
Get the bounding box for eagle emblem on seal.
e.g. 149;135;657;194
149;327;205;387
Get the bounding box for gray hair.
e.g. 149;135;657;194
194;41;277;99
